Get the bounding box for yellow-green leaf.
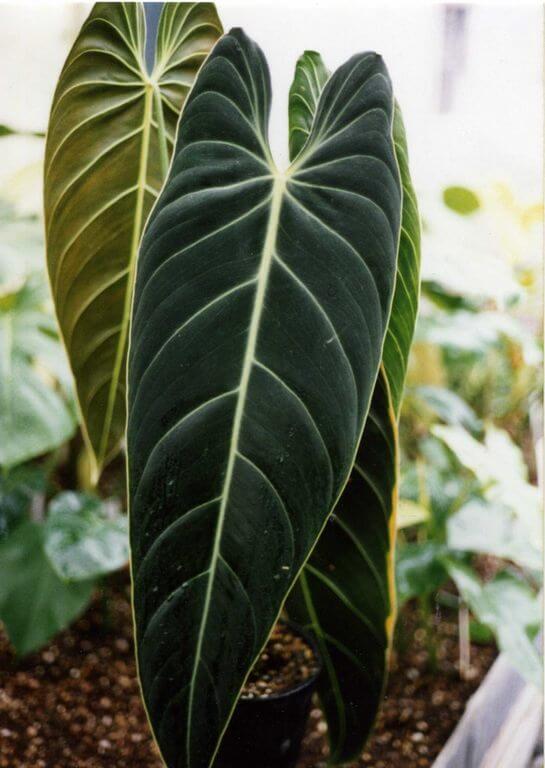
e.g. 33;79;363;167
44;2;222;480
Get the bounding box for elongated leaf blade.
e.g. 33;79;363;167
287;52;421;763
288;50;329;161
128;29;401;768
289;368;397;761
384;103;421;415
44;2;222;479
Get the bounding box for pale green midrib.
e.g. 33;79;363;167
96;84;154;473
152;86;169;179
185;173;285;767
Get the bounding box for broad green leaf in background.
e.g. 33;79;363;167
434;422;528;486
0;520;94;655
44;2;222;481
0;277;76;468
44;491;129;582
417;310;541;366
433;423;542;549
446;560;542;687
286;51;420;762
447;498;542;572
413;385;482;435
0;200;44;288
396;541;448;604
0;464;46;539
128;30;401;768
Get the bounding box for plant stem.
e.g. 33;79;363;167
458;602;471;679
419;593;437;672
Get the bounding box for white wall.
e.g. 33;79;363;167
0;3;542;207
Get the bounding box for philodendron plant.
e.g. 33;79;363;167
44;5;420;768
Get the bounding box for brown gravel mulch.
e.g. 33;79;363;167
0;577;495;768
242;622;320;699
297;606;496;768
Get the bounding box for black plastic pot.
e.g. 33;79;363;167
215;623;322;768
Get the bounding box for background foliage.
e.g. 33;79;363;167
0;0;541;715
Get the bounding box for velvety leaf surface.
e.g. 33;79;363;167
128;29;401;768
0;521;94;655
44;2;222;479
44;491;129;582
289;369;398;761
286;52;421;763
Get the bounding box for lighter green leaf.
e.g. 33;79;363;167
44;2;222;480
44;491;129;582
443;185;480;215
0;521;94;655
0;464;46;539
397;498;430;529
0;201;44;288
396;541;448;604
433;425;541;542
0;277;76;468
446;560;542;687
289;51;329;161
414;385;482;435
447;498;542;572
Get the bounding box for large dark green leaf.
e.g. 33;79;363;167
128;29;401;768
44;2;222;480
0;521;94;655
286;52;421;763
289;368;398;760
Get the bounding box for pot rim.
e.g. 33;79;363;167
238;619;323;703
